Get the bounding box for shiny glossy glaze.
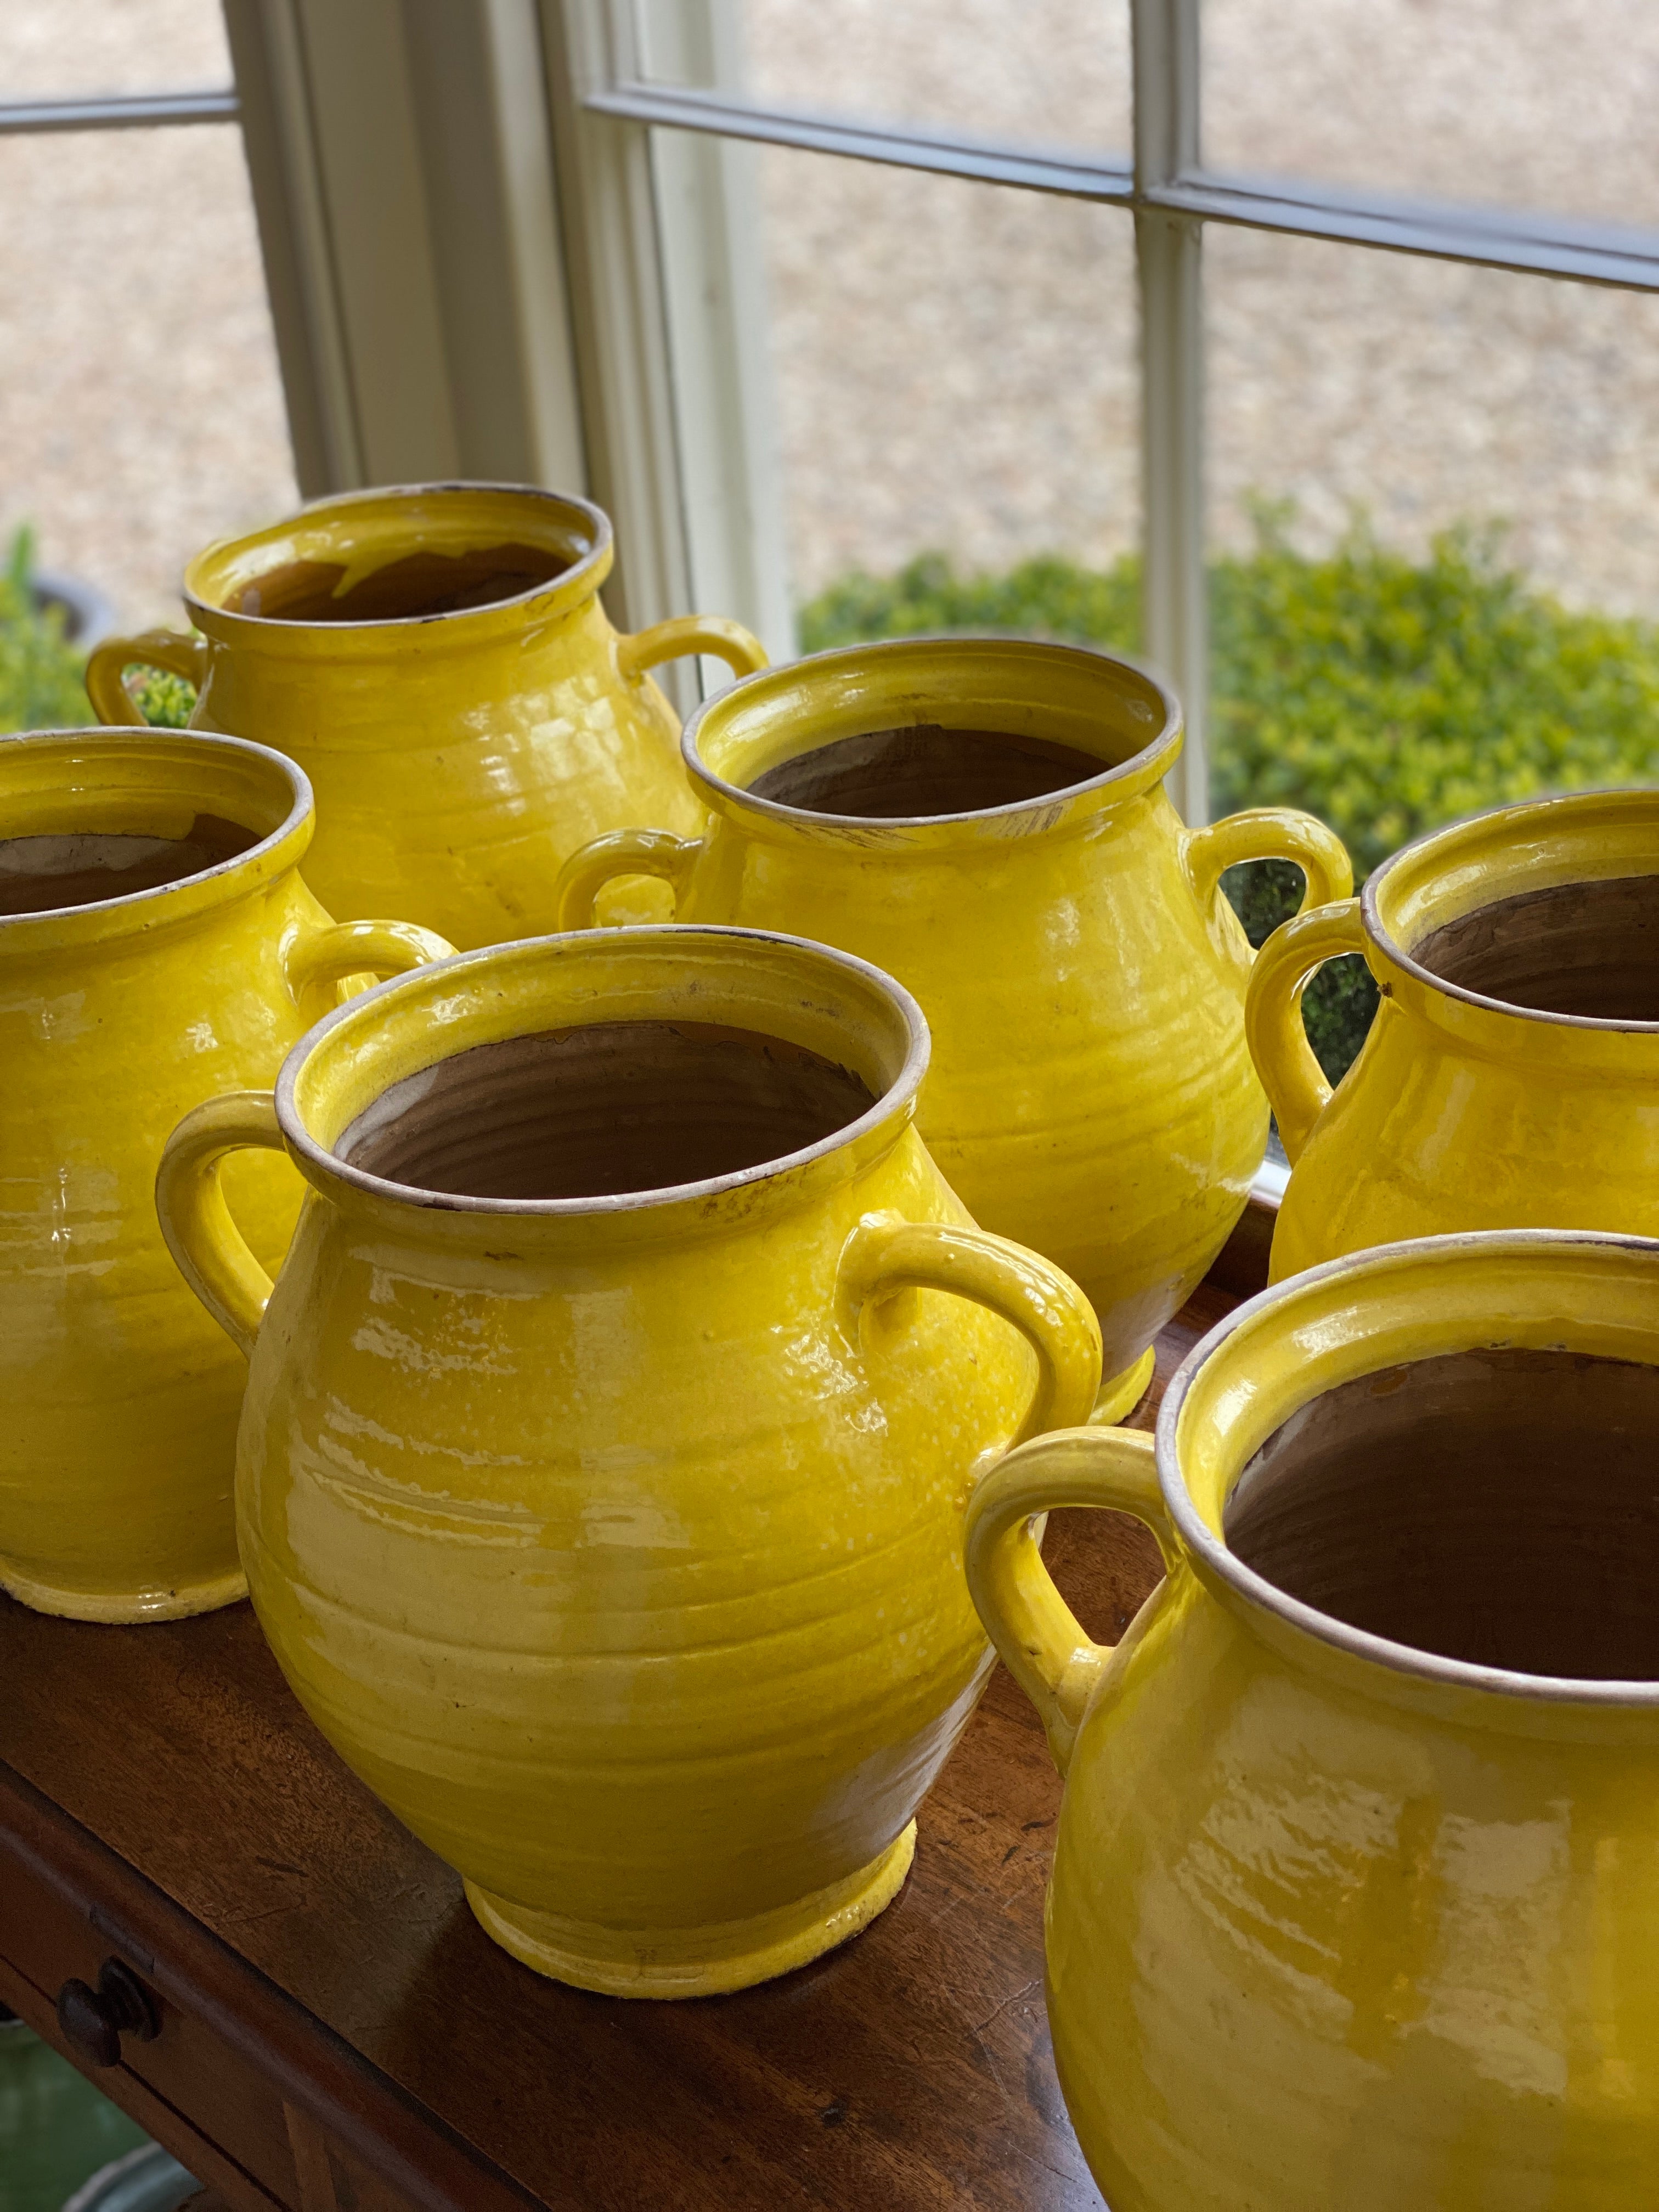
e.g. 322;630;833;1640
1245;788;1659;1279
0;729;451;1623
156;928;1102;1995
966;1231;1659;2209
84;484;768;952
556;639;1350;1415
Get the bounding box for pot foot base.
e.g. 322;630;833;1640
0;1558;246;1624
1088;1346;1156;1427
465;1822;917;1997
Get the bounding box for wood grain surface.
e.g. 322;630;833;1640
0;1282;1235;2210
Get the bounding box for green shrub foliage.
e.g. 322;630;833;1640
0;526;199;732
0;528;90;732
799;518;1659;1078
126;667;196;727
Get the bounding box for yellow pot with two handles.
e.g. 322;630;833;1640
555;637;1351;1417
967;1228;1659;2209
86;482;768;951
156;927;1102;1996
1248;787;1659;1279
0;728;451;1623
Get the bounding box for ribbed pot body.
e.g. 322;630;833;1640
222;931;1098;1993
645;640;1353;1395
1039;1238;1659;2208
182;487;712;949
1270;790;1659;1280
1;732;331;1618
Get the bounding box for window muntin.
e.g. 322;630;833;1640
1201;0;1659;235
633;0;1133;160
0;0;231;103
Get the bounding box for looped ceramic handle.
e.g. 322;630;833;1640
284;917;456;1023
1244;896;1368;1163
963;1427;1178;1774
85;629;211;725
556;829;704;931
616;615;768;685
837;1216;1101;1446
155;1092;285;1357
1182;806;1353;918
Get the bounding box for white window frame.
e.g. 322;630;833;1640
548;0;1659;817
15;0;1659;774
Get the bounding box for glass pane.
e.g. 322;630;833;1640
1203;0;1659;233
638;0;1132;158
0;0;230;100
730;143;1139;645
1207;226;1659;1080
0;124;297;673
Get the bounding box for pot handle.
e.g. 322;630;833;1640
616;614;768;685
963;1426;1178;1774
1243;896;1368;1164
85;628;211;725
284;916;457;1023
837;1216;1102;1445
556;828;705;930
155;1092;285;1358
1182;806;1352;918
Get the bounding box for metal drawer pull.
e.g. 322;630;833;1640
55;1957;161;2068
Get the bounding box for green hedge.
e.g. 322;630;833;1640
800;519;1659;1078
0;527;196;732
0;529;89;732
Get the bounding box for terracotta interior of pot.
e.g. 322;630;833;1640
1224;1347;1659;1678
333;1018;880;1200
223;541;569;623
746;726;1108;819
0;813;262;915
1410;873;1659;1020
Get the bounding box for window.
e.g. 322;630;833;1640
541;0;1659;1088
14;0;1656;947
0;0;295;629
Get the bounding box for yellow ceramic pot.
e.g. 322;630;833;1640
555;637;1350;1416
156;926;1101;1995
1248;787;1659;1281
84;483;768;951
966;1229;1659;2210
0;728;451;1623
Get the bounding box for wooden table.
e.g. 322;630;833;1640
0;1272;1247;2210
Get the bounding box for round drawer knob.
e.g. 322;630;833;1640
55;1958;160;2069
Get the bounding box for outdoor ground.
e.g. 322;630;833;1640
4;0;1658;629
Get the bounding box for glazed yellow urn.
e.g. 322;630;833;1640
966;1228;1659;2210
0;728;451;1623
84;483;768;952
1247;787;1659;1280
156;926;1102;1995
556;637;1350;1417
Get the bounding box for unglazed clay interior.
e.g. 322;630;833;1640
1224;1347;1659;1678
334;1019;880;1200
224;542;568;623
746;726;1107;817
1410;873;1659;1020
0;814;262;915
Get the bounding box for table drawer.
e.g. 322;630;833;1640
0;1830;299;2208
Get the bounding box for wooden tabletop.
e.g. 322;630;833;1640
0;1282;1238;2211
